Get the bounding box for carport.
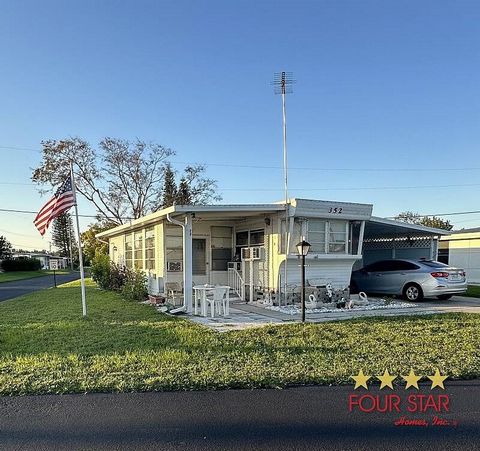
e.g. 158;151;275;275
359;217;449;268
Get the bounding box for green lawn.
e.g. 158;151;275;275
0;270;72;283
465;285;480;298
0;279;479;395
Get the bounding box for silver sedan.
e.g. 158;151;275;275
350;259;467;301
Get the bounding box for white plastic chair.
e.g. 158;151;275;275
205;287;229;318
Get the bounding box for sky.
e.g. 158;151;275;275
1;0;479;251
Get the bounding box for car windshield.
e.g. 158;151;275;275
419;260;449;268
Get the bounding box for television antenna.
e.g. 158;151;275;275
272;71;295;305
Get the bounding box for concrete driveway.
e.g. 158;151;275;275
0;272;81;302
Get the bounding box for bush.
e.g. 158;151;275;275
1;258;42;271
109;263;129;291
90;252;111;289
121;269;148;302
90;252;147;301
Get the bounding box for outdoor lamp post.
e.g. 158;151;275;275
296;239;311;323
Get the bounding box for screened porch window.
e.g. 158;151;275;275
166;226;183;272
145;227;155;270
125;234;133;268
134;231;143;269
211;226;232;271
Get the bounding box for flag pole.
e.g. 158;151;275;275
70;161;87;317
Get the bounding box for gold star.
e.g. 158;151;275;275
377;369;396;389
351;369;371;390
402;369;421;389
427;369;448;390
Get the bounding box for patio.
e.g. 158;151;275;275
179;295;480;331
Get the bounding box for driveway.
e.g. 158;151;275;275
0;272;81;302
0;382;478;450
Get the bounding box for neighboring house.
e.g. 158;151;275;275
12;253;69;270
439;227;480;284
97;198;447;312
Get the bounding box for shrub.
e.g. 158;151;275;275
121;269;148;302
90;252;111;289
1;258;42;271
109;263;128;291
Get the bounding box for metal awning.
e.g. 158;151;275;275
364;217;449;240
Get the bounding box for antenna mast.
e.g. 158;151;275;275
273;71;295;305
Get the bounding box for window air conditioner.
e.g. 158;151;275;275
167;260;183;272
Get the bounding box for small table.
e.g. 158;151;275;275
193;285;230;317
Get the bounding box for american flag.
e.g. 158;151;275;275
34;176;76;236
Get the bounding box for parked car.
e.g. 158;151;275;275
350;259;467;301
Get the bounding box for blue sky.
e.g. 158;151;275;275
1;0;479;250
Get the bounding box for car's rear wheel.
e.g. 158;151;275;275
403;283;424;302
437;294;453;300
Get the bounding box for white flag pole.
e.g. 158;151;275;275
70;161;87;317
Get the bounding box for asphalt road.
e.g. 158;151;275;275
0;272;81;302
0;382;478;450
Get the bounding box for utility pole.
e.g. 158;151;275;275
273;71;295;305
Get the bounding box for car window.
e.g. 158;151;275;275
363;260;420;272
363;261;389;272
394;261;420;271
419;260;449;268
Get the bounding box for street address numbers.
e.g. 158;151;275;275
328;207;343;214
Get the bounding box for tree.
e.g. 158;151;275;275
395;211;453;231
420;216;453;231
52;213;76;257
176;178;192;205
32;137;222;224
183;164;222;205
0;236;13;260
81;221;117;263
161;164;177;208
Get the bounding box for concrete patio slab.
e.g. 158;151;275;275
184;295;480;331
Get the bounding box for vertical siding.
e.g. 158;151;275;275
283;258;357;289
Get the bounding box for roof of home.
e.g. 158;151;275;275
96;203;287;238
96;198;446;239
366;216;449;238
449;226;480;234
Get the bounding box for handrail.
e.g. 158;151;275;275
227;265;245;300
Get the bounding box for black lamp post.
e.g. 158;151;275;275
296;239;311;323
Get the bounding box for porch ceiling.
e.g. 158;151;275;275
365;217;449;240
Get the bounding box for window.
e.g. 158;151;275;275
192;239;206;275
134;231;143;269
349;221;361;254
280;219;302;254
420;260;449;268
166;226;183;271
125;234;133;268
328;220;347;253
363;261;389;272
250;229;264;246
235;231;249;260
308;220;326;253
145;227;155;271
211;226;232;271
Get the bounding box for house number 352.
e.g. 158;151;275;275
328;207;343;214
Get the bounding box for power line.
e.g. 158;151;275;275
217;182;480;192
2;144;480;173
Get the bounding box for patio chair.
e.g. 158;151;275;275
164;282;183;305
205;287;229;318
